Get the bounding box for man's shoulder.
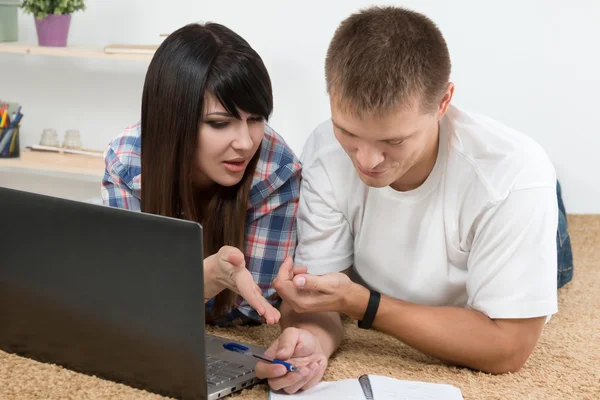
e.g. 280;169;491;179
446;106;555;201
300;119;351;170
294;120;362;212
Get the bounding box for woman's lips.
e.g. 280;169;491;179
222;159;247;173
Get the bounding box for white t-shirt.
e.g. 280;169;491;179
295;105;558;319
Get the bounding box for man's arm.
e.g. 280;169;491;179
255;261;347;394
341;284;545;373
290;185;558;374
279;301;343;359
275;139;355;362
276;265;350;359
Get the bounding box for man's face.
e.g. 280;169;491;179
330;92;450;191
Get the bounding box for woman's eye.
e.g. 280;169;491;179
248;116;264;123
207;121;229;129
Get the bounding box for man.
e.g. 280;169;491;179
256;5;573;393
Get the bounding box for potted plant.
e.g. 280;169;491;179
21;0;86;47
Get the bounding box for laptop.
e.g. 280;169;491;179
0;186;267;400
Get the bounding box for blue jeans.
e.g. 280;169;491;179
556;181;573;288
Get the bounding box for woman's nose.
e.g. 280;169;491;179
231;123;254;151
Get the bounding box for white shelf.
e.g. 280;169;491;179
0;42;154;62
0;150;105;179
0;151;105;202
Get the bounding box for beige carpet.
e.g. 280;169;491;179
1;215;598;400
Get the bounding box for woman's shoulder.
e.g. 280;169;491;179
249;124;302;205
258;124;300;168
105;122;142;170
103;122;142;194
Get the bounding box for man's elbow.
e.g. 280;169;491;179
479;316;546;374
486;358;527;375
482;347;532;375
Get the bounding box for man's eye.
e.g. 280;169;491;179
387;140;404;146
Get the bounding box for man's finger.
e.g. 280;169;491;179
293;273;339;293
274;328;301;360
292;266;308;275
278;256;294;279
255;362;288;380
277;328;318;359
262;338;279;359
256;338;284;380
274;257;300;299
268;366;309;391
285;363;319;394
283;355;317;366
301;362;325;391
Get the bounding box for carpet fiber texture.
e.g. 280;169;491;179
1;215;598;400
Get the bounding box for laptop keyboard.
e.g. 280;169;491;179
206;356;253;387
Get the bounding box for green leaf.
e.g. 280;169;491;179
21;0;86;16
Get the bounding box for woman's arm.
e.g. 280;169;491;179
203;246;282;325
241;172;300;318
203;254;223;302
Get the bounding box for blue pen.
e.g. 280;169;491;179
223;342;298;372
9;111;22;129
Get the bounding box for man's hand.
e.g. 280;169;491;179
264;258;347;392
274;257;355;314
255;327;328;393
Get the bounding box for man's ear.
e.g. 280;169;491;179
437;82;455;119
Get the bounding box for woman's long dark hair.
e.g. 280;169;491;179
140;23;273;319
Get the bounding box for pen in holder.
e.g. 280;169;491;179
0;125;20;158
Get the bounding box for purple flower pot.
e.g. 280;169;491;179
34;14;72;47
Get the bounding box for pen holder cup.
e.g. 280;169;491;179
0;126;20;158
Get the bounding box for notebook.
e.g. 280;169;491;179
270;375;464;399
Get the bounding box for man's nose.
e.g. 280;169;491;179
355;146;384;170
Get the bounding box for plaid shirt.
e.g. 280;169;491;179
101;122;301;326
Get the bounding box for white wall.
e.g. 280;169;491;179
1;0;598;213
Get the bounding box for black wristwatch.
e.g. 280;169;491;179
358;290;381;329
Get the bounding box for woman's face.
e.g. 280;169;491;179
193;94;265;188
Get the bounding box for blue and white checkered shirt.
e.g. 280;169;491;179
101;122;301;326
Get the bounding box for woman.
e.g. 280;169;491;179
101;22;301;327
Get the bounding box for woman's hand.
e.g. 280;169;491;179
205;246;281;325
